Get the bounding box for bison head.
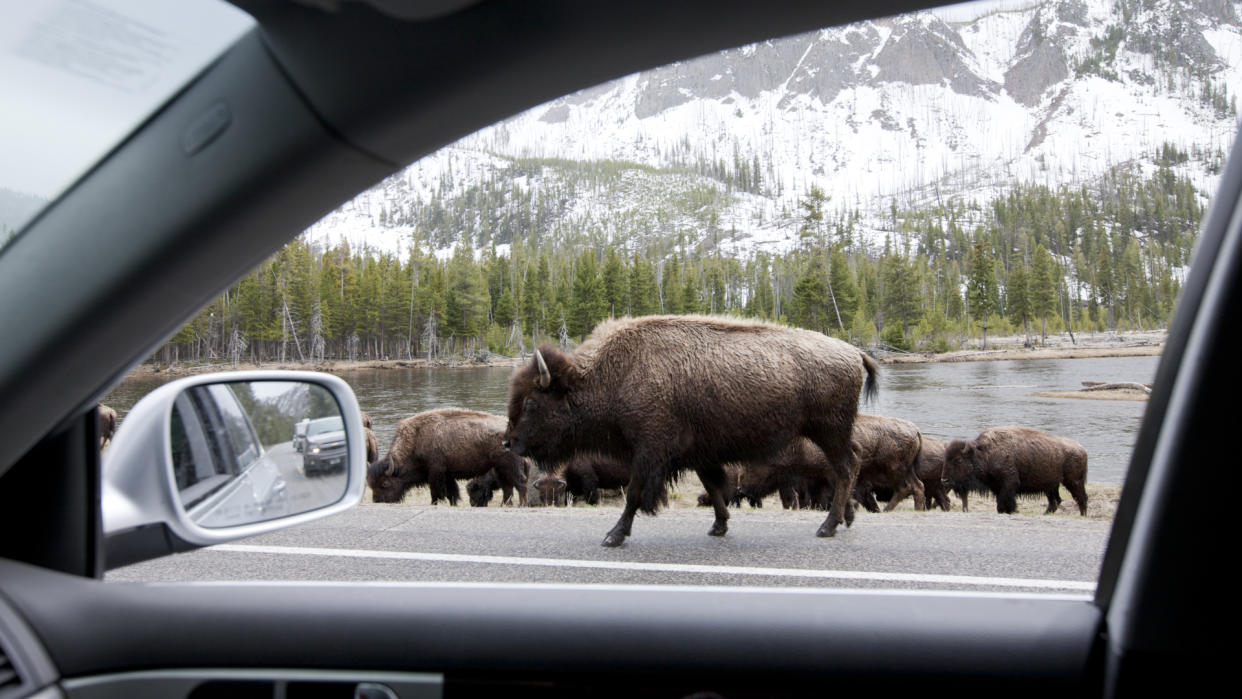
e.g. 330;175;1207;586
467;478;494;507
532;474;568;507
504;346;582;463
941;439;978;483
367;455;416;503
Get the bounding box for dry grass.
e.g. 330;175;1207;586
365;481;1123;523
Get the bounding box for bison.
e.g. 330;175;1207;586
467;459;532;507
915;436;952;511
98;404;117;448
860;434;954;512
504;314;877;547
850;415;925;513
728;443;837;511
943;426;1088;515
360;411;379;464
532;454;665;507
528;473;569;507
369;408;528;506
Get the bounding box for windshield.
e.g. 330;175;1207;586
104;0;1238;594
307;417;344;437
0;0;252;247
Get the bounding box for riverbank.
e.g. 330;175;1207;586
128;330;1166;380
876;329;1165;365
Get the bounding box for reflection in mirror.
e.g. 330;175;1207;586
171;381;347;528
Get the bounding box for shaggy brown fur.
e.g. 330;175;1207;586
708;443;838;512
369;408;527;506
944;426;1089;515
851;415;926;513
915;436;952;511
359;412;379;464
97;404;117;448
529;473;569;507
505;314;877;546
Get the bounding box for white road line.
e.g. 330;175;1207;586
214;543;1097;591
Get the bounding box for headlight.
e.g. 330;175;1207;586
310;446;320;454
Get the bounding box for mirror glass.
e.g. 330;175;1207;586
170;381;347;528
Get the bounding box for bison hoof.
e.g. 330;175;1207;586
816;522;839;538
602;532;627;547
707;523;728;537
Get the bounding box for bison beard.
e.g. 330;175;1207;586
504;315;878;547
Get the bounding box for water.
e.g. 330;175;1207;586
105;355;1160;485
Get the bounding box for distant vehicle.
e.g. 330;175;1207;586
302;416;346;476
292;418;310;452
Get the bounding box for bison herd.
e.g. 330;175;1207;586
364;315;1091;547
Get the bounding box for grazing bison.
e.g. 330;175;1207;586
533;454;665;507
504;315;878;547
467;459;531;507
529;473;569;507
97;404;117;448
728;443;837;511
850;415;925;513
915;436;952;511
369;408;527;506
360;412;379;464
943;426;1088;515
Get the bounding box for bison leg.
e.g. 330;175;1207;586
813;439;859;538
779;483;798;510
954;487;970;512
1066;480;1088;516
995;486;1017;514
1043;487;1062;514
603;495;639;547
855;483;880;513
494;456;527;507
695;463;731;538
883;474;926;512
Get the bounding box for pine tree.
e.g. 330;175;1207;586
1007;261;1031;345
1030;244;1057;342
966;240;997;349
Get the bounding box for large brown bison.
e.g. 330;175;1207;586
851;415;925;513
504;315;878;547
467;459;531;507
369;408;527;506
98;404;117;448
943;426;1088;515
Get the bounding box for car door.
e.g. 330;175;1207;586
0;1;1231;696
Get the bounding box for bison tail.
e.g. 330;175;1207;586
860;352;880;404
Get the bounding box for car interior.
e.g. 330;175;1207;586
0;0;1230;696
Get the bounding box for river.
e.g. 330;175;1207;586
105;354;1160;485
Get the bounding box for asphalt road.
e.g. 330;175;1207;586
269;441;348;514
110;499;1110;596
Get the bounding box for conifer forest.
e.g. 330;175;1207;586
154;147;1204;365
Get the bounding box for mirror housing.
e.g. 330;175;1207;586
102;371;367;570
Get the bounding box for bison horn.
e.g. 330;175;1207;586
535;349;551;389
384;457;397;477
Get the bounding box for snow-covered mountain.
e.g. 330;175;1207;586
308;0;1242;258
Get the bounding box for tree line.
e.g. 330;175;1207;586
153;151;1204;365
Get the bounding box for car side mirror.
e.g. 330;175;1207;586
102;371;366;570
